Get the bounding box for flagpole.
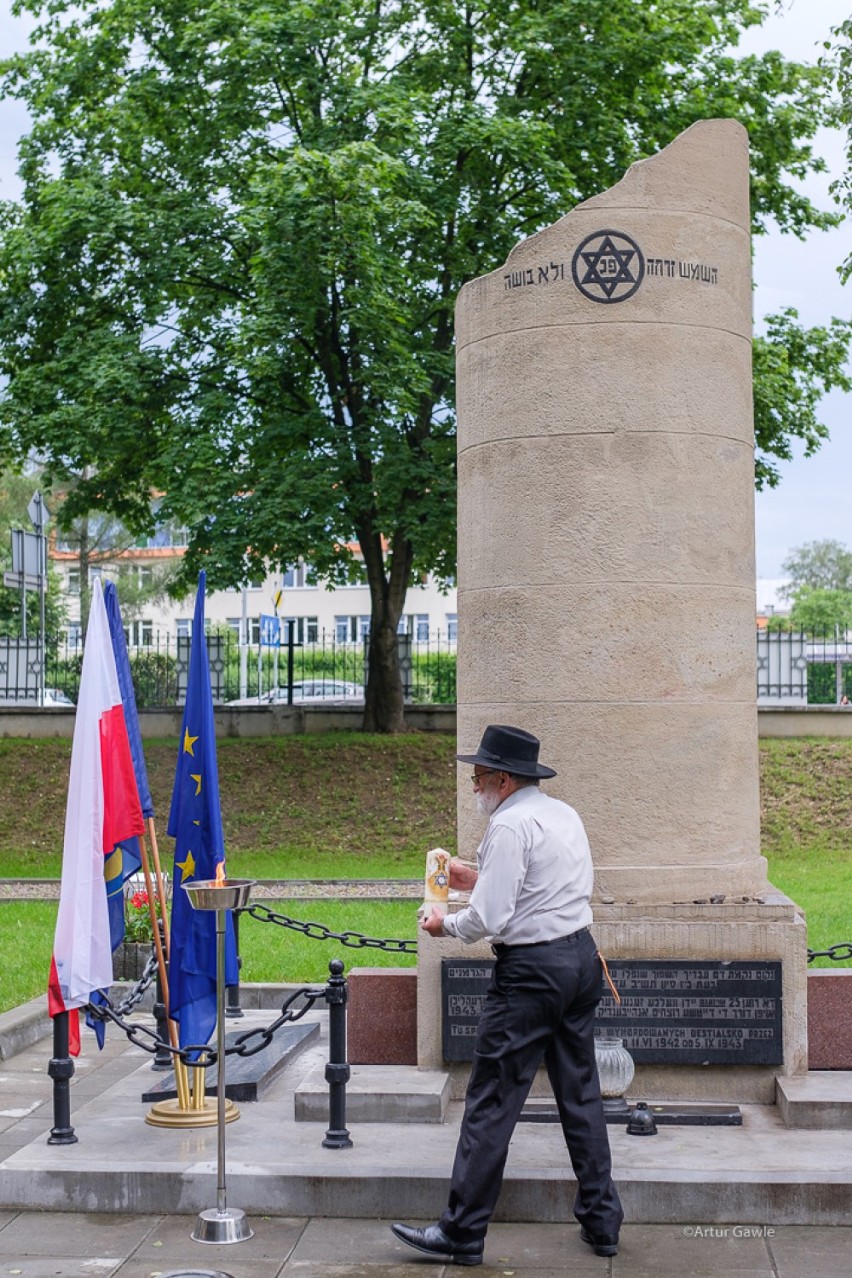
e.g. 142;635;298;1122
146;817;171;952
138;827;192;1111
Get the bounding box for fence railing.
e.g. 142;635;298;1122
0;628;458;708
757;628;852;705
5;627;849;710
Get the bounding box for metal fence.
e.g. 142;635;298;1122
0;628;458;708
5;627;849;710
757;629;852;705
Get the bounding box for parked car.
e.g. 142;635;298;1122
228;680;365;707
43;687;75;706
0;687;75;707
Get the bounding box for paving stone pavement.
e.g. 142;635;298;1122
3;999;852;1276
2;1213;852;1276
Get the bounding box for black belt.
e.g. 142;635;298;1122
491;926;591;955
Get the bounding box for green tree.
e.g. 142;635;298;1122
0;466;65;642
834;14;852;282
0;0;849;729
788;587;852;634
780;539;852;599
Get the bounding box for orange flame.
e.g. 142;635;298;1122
215;862;226;887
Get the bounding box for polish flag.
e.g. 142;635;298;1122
48;578;145;1055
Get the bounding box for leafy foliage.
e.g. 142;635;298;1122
753;313;852;491
781;539;852;597
789;587;852;634
0;1;849;724
0;465;66;640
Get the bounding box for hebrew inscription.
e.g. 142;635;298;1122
441;958;782;1064
502;227;718;299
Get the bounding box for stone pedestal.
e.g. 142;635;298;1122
421;119;808;1098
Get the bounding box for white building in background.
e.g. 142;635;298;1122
51;532;457;649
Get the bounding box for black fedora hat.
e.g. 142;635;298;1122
457;725;557;779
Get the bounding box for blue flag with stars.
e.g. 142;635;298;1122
167;572;237;1051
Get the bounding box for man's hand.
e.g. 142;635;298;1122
449;858;478;892
420;907;446;936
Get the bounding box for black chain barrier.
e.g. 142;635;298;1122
807;942;852;963
81;906;416;1068
244;902;419;954
113;953;158;1016
84;982;324;1068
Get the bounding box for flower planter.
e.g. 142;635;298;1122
112;941;153;982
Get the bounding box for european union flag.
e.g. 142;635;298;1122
168;571;237;1051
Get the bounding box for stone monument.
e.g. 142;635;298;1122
417;119;807;1102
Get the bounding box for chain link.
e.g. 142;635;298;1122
83;903;416;1063
85;983;326;1067
808;942;852;963
245;902;419;953
112;953;159;1015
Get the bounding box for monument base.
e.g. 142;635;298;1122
417;888;807;1105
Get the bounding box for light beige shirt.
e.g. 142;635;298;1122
442;786;594;946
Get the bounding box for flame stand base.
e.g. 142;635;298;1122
145;1097;240;1129
191;1207;254;1245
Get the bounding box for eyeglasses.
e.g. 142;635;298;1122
470;769;498;785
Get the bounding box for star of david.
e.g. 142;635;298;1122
571;229;645;304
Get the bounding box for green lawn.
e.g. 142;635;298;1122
0;898;418;1015
0;733;455;879
3;733;852;1013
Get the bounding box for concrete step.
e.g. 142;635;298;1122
295;1063;450;1123
776;1071;852;1128
4;1008;852;1225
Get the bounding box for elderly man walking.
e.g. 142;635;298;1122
391;724;623;1267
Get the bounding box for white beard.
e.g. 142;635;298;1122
475;789;501;819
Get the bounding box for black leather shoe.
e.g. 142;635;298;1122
580;1225;619;1256
391;1222;484;1266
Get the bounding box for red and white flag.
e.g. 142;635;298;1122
48;578;145;1055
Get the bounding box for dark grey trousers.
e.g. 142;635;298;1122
439;929;623;1242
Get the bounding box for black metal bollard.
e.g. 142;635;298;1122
152;932;171;1069
322;958;352;1149
47;1011;78;1145
225;908;244;1018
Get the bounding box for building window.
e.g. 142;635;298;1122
137;564;154;587
306;616;318;644
124;620;153;648
446;613;458;642
335;615;352;644
176;618;191;639
415;614;429;642
67;569;80;596
397;615;410;636
358;615;371;641
282;563;315;589
66;624;82;649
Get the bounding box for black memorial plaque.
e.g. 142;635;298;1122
597;960;783;1065
441;958;783;1065
441;959;493;1061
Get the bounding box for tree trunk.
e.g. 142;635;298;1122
78;517;91;642
363;614;407;733
360;530;413;733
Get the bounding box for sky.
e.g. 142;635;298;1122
0;1;849;602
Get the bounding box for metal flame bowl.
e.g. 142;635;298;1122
183;878;255;912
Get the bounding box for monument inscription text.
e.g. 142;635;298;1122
441;958;782;1064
